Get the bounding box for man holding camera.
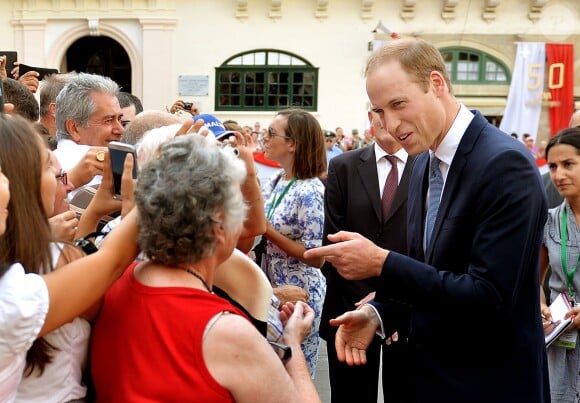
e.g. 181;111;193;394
169;99;200;116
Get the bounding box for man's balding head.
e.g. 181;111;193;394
121;110;183;145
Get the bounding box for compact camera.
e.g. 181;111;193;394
182;102;193;110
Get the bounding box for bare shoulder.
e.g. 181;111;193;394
203;311;300;403
205;311;262;348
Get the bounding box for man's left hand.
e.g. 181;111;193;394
330;305;380;366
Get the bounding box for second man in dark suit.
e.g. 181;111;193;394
321;114;413;403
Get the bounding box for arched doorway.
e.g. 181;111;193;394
65;36;132;93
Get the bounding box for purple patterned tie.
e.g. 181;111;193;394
382;155;398;220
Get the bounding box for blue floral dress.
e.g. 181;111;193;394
261;173;326;377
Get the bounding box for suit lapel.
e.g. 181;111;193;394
425;111;486;260
407;151;429;261
357;147;383;222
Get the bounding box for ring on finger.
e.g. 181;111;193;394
96;150;106;162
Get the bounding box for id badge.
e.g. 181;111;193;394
556;298;577;349
555;328;577;349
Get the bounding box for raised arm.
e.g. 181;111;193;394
39;155;139;336
40;207;138;336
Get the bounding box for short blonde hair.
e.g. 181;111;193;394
365;37;453;94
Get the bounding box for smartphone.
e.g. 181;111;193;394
108;141;138;196
17;63;59;81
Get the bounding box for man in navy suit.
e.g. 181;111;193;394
321;116;413;403
305;37;549;403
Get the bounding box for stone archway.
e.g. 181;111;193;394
47;21;143;101
66;36;132;92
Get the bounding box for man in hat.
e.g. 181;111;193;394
325;130;343;170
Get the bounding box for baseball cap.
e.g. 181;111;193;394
192;114;236;141
324;130;336;138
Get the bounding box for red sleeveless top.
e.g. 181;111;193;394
91;262;247;402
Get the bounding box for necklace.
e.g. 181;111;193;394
183;266;213;293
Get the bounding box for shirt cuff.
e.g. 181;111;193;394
365;303;385;339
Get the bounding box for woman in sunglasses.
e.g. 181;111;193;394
259;108;327;377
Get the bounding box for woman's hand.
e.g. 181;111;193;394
88;150;122;218
49;210;79;242
279;301;315;344
541;304;558;335
565;304;580;329
120;153;136;218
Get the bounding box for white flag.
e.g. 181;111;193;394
499;42;545;142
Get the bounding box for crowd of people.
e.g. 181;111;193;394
0;36;579;403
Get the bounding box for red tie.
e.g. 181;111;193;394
382;155;398;220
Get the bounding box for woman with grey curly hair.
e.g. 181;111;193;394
136;134;248;265
90;134;321;402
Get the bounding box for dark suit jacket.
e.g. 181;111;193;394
542;171;563;208
375;112;550;403
320;145;413;339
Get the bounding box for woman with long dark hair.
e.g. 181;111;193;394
0;114;139;402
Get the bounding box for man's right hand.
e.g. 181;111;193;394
304;231;389;280
67;147;108;189
330;305;380;366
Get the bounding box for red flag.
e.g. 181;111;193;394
546;44;574;136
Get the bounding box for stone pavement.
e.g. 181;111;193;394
314;339;384;403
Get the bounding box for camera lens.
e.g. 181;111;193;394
220;143;239;157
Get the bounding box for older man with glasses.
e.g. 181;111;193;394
53;73;124;198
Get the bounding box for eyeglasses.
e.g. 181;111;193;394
258;127;291;148
264;127;290;140
55;170;67;185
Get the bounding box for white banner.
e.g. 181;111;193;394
499;42;546;142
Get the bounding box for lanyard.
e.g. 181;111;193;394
560;206;580;300
266;178;296;220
